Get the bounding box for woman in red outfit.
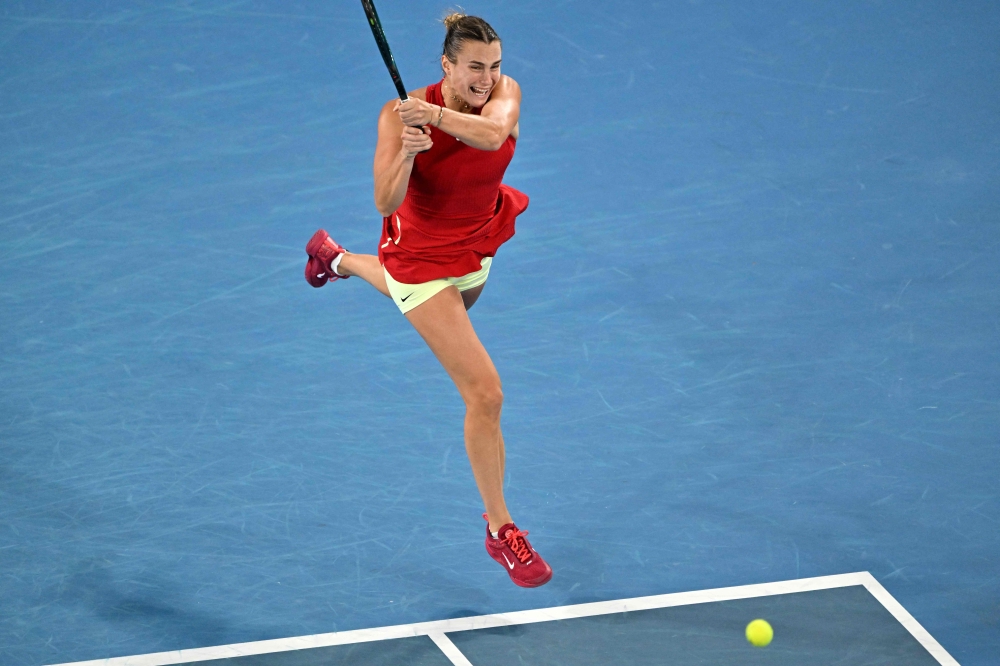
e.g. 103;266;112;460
304;14;551;588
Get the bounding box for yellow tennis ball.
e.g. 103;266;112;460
746;618;773;647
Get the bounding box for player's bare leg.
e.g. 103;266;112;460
337;252;390;297
404;284;511;530
405;285;550;586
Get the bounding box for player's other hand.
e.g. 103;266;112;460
400;125;432;159
395;97;435;127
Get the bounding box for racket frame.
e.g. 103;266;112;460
359;0;409;103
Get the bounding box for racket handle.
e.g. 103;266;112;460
398;97;426;128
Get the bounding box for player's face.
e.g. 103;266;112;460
442;40;502;108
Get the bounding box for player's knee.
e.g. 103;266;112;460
466;378;503;416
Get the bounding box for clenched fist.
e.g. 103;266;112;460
395;97;438;128
399;125;433;159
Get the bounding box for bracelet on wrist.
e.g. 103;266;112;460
435;105;444;127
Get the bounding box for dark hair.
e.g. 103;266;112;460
442;12;500;63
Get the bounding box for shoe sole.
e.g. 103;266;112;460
511;567;553;588
304;256;328;288
305;229;331;258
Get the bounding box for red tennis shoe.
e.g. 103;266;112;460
304;229;349;288
484;514;552;588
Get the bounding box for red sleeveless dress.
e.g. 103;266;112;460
378;80;529;284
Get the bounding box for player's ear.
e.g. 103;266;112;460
441;54;451;76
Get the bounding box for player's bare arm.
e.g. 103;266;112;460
373;88;431;216
397;43;521;151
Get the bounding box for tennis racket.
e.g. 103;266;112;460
360;0;408;102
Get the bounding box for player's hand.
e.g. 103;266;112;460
395;97;436;127
399;125;432;159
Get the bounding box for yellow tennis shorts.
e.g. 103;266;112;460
384;257;492;314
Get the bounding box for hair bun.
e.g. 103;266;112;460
443;11;466;30
440;12;500;62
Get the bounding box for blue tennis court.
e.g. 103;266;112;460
1;1;997;665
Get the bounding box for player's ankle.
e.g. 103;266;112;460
488;515;513;536
332;251;351;277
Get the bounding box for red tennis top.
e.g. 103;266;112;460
378;80;529;284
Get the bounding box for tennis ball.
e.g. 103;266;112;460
746;618;773;647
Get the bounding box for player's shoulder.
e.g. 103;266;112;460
496;75;521;97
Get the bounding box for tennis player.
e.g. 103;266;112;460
304;13;551;588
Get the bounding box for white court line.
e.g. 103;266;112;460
427;633;474;666
44;572;955;666
859;572;960;666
